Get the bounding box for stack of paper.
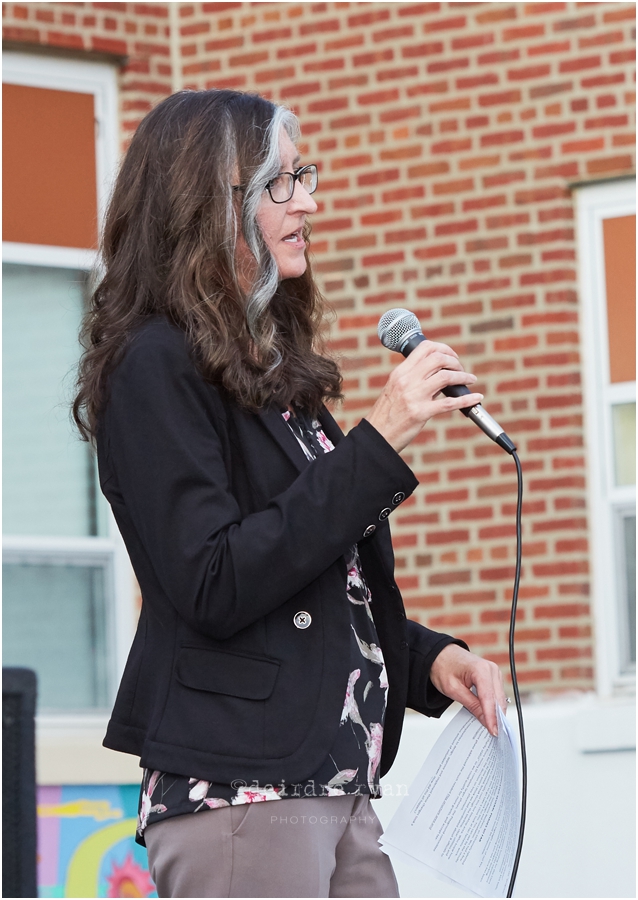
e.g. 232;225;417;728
379;705;521;898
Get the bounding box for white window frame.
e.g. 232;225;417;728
2;53;137;721
575;178;636;697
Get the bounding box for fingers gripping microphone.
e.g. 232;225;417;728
378;308;517;455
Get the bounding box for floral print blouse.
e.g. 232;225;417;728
136;409;388;845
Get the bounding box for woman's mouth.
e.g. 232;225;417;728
282;230;305;247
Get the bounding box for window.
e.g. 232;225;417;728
2;53;135;716
576;178;636;694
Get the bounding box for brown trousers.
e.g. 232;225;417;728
145;794;400;898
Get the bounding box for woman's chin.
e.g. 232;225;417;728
278;261;308;281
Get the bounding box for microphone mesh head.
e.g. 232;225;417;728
378;308;423;352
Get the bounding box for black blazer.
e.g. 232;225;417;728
99;318;463;785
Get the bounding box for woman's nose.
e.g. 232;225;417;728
290;179;318;214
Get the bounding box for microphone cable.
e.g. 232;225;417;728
376;308;528;895
507;450;526;898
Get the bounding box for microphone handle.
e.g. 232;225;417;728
399;332;517;454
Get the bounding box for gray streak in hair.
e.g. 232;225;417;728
241;104;301;370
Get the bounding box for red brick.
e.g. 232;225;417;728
428;613;473;629
554;14;596;31
357;88;399;106
537;646;591;660
479;90;522;106
528;40;570;56
479;49;521;66
534;603;590;619
560;55;601;73
299;18;340;35
397;3;442;16
385;227;427;244
308;97;349;113
508;63;551;80
602;7;635;22
417;285;460;299
452;32;495;50
401;41;443;59
529;83;575;102
529;476;585;491
325;34;365;52
515;186;569;204
426;530;470;545
476;7;518;24
45;31;85;49
457;73;499;89
516;669;553;682
432;177;474;195
414;243;457;260
580;30;624;49
609;49;636;64
424;15;466;32
463;195;507;212
452;591;496;606
532;517;587;532
429;570;472;586
373;25;415;43
434;219;478;236
133;4;168;15
480;523;517;539
559;626;591;639
586;155;633;175
91;36;128;55
556;539;588;553
361;251;405;267
407;81;449;97
581;73;625;88
480;566;517;581
484;172;527;188
558;583;590;596
481;130;525;147
532;121;576;138
277;41;316;59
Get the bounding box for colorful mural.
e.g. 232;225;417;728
37;785;157;898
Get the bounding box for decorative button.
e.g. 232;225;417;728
379;507;391;520
400;640;409;650
392;492;405;505
293;611;312;630
363;524;376;537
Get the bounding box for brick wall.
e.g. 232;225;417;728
3;1;636;695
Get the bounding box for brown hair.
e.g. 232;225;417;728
73;89;342;441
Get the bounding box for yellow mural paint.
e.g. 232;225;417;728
38;799;124;822
65;819;137;898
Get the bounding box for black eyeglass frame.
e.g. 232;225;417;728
233;164;318;204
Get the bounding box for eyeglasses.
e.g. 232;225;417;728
233;164;318;204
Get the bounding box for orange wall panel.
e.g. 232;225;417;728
3;83;98;249
603;214;636;385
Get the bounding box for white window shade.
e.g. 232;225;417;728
3;263;100;537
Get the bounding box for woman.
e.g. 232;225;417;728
74;89;505;899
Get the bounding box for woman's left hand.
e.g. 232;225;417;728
429;644;507;736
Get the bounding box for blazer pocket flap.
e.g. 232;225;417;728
176;648;280;700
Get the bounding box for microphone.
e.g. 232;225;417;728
378;308;516;455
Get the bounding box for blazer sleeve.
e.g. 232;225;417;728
100;325;420;640
405;619;469;717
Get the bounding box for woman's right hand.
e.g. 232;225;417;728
364;340;483;454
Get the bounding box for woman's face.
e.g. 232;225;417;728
256;129;318;281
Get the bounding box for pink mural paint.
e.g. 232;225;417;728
37;786;62;889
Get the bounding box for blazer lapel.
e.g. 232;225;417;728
257;406;310;474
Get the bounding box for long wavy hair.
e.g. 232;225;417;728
73;89;342;441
